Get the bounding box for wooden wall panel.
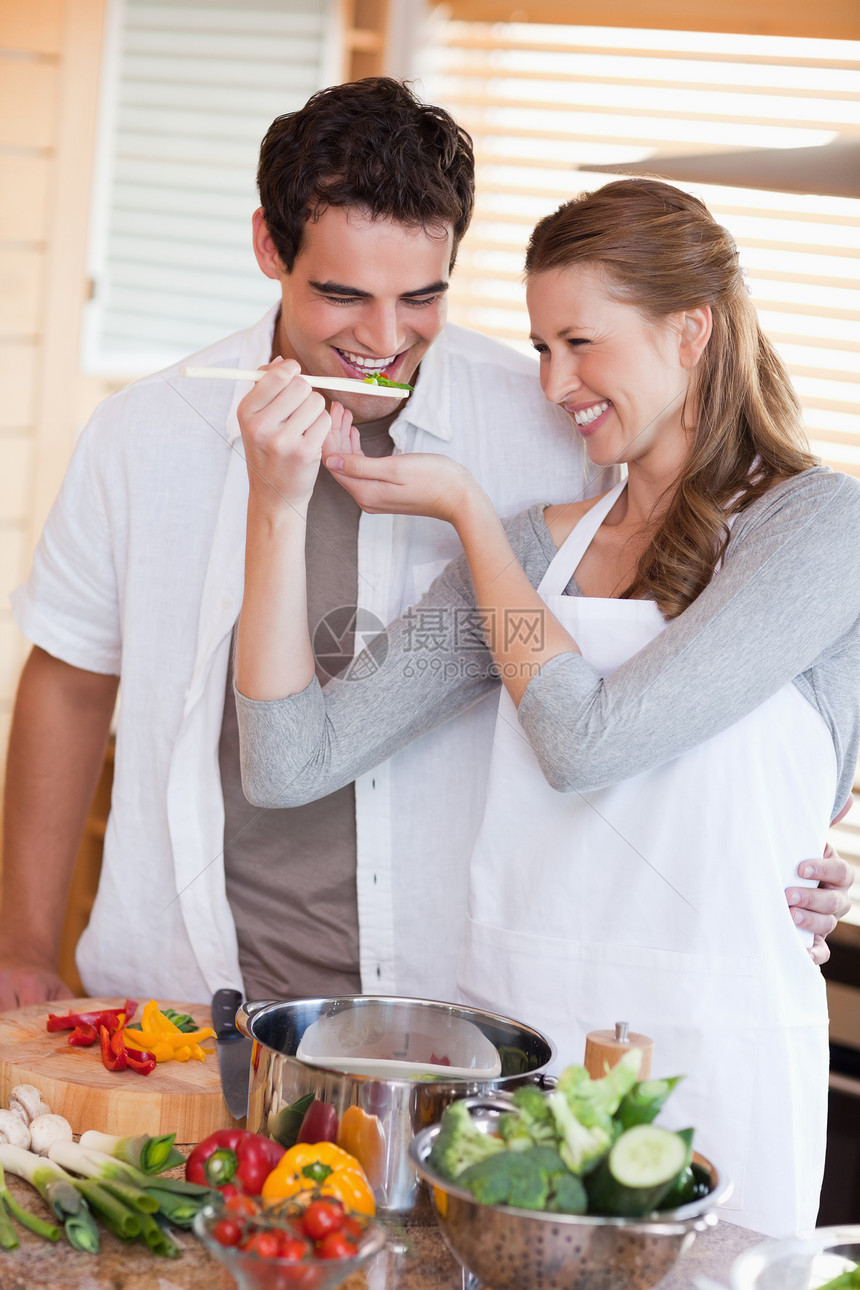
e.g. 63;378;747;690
0;345;38;428
0;247;45;336
0;62;58;149
0;155;51;242
0;437;35;523
445;0;860;40
0;0;63;54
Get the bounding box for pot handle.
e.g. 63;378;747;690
235;998;277;1039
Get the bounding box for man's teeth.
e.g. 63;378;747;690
573;401;610;426
339;349;397;374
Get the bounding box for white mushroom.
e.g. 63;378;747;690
28;1113;73;1157
9;1084;51;1125
0;1108;31;1150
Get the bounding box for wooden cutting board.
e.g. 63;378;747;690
0;998;246;1145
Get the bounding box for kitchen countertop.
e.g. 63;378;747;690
0;1173;766;1289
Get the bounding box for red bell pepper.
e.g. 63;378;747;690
68;1023;98;1047
47;1000;137;1033
185;1130;285;1195
297;1100;339;1145
100;1025;127;1072
125;1046;157;1076
98;1025;155;1076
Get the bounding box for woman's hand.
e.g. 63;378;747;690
787;839;855;966
324;447;482;526
238;358;352;514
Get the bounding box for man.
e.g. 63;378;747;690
0;79;849;1008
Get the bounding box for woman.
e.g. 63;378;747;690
234;179;860;1236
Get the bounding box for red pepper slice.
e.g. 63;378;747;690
48;1000;137;1032
99;1024;128;1072
68;1023;98;1047
125;1046;157;1076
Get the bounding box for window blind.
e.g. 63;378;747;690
416;22;860;880
415;23;860;478
83;0;340;372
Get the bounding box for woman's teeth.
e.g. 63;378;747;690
338;349;397;374
573;401;610;426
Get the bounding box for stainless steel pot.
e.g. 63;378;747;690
236;995;555;1212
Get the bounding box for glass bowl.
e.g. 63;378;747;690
193;1201;388;1290
730;1225;860;1289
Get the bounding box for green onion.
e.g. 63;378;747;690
78;1130;185;1174
0;1145;99;1253
0;1196;18;1250
0;1161;60;1244
74;1178;141;1241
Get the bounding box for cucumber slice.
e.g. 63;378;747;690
586;1126;693;1218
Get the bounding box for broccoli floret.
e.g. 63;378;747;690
457;1144;588;1213
548;1170;588;1214
547;1089;613;1175
457;1150;549;1209
498;1084;558;1151
427;1100;505;1183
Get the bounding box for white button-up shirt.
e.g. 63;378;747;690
12;305;607;1004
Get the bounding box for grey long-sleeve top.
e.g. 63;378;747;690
237;467;860;822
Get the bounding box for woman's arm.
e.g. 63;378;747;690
517;468;860;796
327;455;860;804
324;450;585;703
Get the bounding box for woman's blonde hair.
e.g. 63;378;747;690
525;178;816;618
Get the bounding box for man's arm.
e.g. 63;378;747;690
0;647;119;1008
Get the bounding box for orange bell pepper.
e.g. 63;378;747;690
336;1105;386;1189
260;1141;375;1215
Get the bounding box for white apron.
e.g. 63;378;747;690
457;481;832;1238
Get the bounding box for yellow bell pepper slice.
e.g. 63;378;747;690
123;1002;214;1062
261;1141;376;1215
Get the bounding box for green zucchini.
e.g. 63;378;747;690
586;1126;693;1218
658;1159;712;1210
615;1076;684;1130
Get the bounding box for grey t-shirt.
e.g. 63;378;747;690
236;467;860;824
220;414;395;1000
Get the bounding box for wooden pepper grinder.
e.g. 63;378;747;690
584;1021;653;1079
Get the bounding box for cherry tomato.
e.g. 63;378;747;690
212;1217;243;1247
342;1215;363;1239
243;1229;283;1260
225;1192;258;1217
276;1232;313;1261
219;1182;241;1202
316;1231;359;1261
301;1198;344;1241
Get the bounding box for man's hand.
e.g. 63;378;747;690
787;843;855;966
0;963;71;1011
238;358;337;515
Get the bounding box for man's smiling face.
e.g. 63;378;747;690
253;204;454;424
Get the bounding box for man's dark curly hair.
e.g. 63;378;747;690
257;78;475;273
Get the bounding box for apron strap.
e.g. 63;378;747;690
538;480;628;597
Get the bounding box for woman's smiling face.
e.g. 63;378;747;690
526;263;696;476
